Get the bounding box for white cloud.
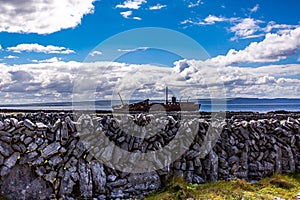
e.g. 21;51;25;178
0;45;2;50
230;18;264;40
32;57;61;63
4;55;18;59
250;4;259;13
133;16;142;21
264;21;299;33
149;4;167;10
174;59;300;98
0;0;95;34
0;58;300;104
116;0;147;9
7;43;75;54
117;47;149;52
188;0;202;8
182;12;299;40
210;27;300;64
181;15;237;26
89;51;103;56
120;10;133;19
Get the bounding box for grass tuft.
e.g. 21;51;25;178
145;173;300;200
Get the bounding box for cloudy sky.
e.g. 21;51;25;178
0;0;299;103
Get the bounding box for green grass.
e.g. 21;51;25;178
145;173;300;200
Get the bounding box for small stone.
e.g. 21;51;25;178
36;122;47;131
0;166;10;176
24;137;33;145
0;141;13;157
42;142;61;159
60;122;69;145
107;179;127;188
24;119;36;130
35;166;46;176
193;174;205;184
44;171;58;183
49;155;63;166
4;152;20;168
107;175;117;182
0;154;4;165
65;116;76;132
91;160;106;194
79;162;93;198
27;142;38;152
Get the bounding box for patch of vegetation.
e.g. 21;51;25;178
145;173;300;200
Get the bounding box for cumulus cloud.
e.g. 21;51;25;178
4;55;18;59
182;11;299;40
0;0;95;34
210;27;300;64
149;4;167;10
32;57;62;63
116;0;147;9
89;51;103;56
230;18;264;40
7;43;75;54
174;59;300;98
120;10;133;19
0;58;300;104
0;45;2;50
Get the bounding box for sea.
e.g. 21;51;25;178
0;98;300;113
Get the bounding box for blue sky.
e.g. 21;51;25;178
0;0;299;103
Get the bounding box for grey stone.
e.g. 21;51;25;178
1;165;53;200
127;171;161;191
0;153;4;165
61;122;69;145
49;155;63;166
42;142;61;159
24;137;33;145
0;141;13;157
110;189;125;199
107;175;117;182
27;142;38;152
36;122;47;130
4;152;20;168
24;119;36;130
193;174;205;184
91;160;107;194
65;116;76;132
35;166;46;176
73;141;86;158
79;162;93;198
0;135;12;143
44;171;58;183
1;166;10;176
107;178;127;188
59;170;75;196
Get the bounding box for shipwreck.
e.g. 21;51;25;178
113;87;200;113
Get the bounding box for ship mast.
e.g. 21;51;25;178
166;86;168;104
118;92;124;106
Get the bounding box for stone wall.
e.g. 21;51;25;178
0;112;299;199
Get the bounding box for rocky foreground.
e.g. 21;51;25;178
0;111;299;199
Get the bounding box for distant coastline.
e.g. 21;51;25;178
1;98;300;113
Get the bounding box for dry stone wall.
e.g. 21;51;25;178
0;112;299;199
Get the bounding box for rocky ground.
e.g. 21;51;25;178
0;111;299;199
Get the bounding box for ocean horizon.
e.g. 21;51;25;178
1;98;300;113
